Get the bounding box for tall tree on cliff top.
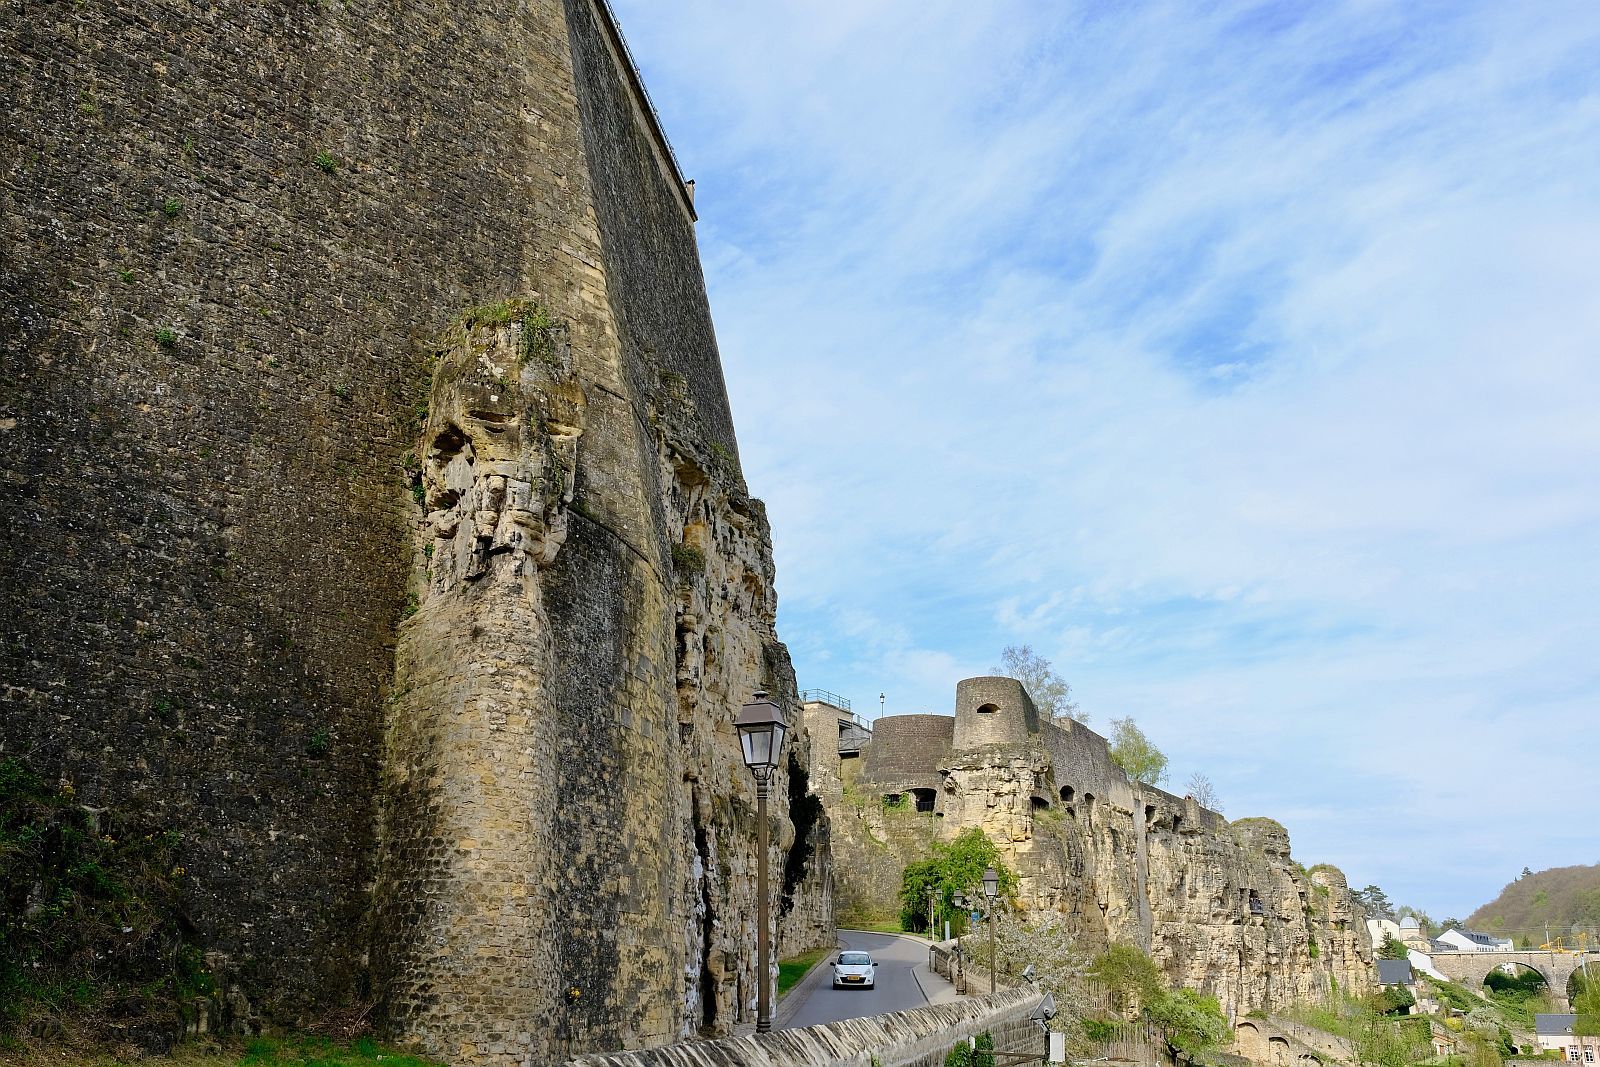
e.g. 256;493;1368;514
1109;716;1168;785
994;645;1085;723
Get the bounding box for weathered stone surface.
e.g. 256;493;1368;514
0;0;829;1060
816;679;1372;1018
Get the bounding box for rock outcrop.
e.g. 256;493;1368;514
809;678;1372;1019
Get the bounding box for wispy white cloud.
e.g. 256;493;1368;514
615;0;1600;917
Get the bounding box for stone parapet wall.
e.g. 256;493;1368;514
561;988;1046;1067
860;715;954;794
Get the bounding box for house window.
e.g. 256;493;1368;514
1568;1047;1581;1062
1583;1047;1593;1063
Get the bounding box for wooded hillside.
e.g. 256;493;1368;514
1468;864;1600;943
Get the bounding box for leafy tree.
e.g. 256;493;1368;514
1378;933;1411;960
1572;969;1600;1035
1089;942;1163;1013
1183;772;1222;813
1145;987;1229;1055
899;828;1017;933
1088;943;1226;1056
1108;717;1167;785
994;645;1085;723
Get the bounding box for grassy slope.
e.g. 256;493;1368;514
777;947;832;997
0;1036;444;1067
1468;865;1600;943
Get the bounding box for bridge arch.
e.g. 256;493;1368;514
1427;950;1598;1010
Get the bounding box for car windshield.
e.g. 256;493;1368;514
839;952;871;966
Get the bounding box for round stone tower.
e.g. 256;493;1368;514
952;675;1040;750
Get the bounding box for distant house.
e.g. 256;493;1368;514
1368;917;1402;945
1436;927;1515;953
1430;1021;1461;1060
1536;1014;1600;1062
1378;959;1414;986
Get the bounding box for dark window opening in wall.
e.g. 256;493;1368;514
976;703;999;714
1030;795;1049;812
911;788;936;813
840;751;859;760
1172;814;1183;833
1248;890;1264;916
883;792;902;807
1145;804;1157;824
1060;785;1074;803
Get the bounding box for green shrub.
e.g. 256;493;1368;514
671;543;706;576
1;757;196;1039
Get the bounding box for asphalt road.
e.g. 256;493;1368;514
779;930;932;1030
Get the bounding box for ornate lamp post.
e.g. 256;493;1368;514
983;866;999;995
735;691;788;1034
927;885;938;940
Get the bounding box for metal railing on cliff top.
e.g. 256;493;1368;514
589;0;696;219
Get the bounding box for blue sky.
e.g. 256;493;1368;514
610;0;1600;920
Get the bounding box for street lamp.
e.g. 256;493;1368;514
735;691;788;1034
983;866;999;995
927;886;938;940
952;892;968;995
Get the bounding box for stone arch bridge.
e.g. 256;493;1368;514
1429;951;1599;1007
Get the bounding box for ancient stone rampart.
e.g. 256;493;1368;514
560;988;1047;1067
822;678;1373;1019
1;0;829;1061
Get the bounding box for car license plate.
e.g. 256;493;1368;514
844;976;863;982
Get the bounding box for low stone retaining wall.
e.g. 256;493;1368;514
560;987;1046;1067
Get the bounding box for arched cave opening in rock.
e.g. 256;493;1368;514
976;702;998;714
1060;784;1074;803
1030;795;1050;814
910;787;936;813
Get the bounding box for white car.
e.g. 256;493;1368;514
831;950;877;989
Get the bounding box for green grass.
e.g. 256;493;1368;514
778;947;831;997
841;919;911;935
3;1035;446;1067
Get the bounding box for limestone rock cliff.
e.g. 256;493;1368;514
812;678;1371;1019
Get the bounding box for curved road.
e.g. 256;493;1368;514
779;930;937;1030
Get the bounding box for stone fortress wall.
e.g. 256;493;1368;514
806;677;1374;1020
1;1;829;1063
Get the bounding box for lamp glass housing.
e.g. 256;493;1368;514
735;692;788;771
983;867;999;899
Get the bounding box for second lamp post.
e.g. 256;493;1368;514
983;865;999;994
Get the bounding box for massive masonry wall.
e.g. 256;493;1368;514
1;0;830;1059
